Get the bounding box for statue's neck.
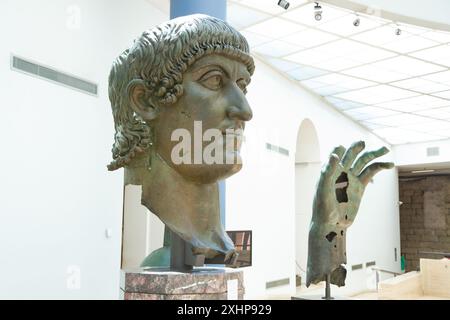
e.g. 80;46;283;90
140;152;220;243
124;150;235;258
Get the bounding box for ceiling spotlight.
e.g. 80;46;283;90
353;15;360;27
278;0;290;10
314;2;322;21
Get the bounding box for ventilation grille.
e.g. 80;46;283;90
366;261;376;267
351;263;363;271
11;55;98;95
426;147;439;157
266;143;289;156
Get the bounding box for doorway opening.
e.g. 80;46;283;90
294;119;321;287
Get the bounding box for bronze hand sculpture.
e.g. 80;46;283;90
107;14;254;266
306;141;394;288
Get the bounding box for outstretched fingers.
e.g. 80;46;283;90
359;162;395;186
331;145;346;160
341;141;365;169
319;152;341;189
351;146;390;175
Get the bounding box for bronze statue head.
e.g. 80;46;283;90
108;14;254;183
107;14;255;264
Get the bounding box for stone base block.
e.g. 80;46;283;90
120;267;244;300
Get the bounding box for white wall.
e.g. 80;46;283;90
295;162;322;280
0;0;166;299
225;57;401;298
393;139;450;166
122;185;165;269
122;185;148;269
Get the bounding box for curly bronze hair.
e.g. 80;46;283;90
107;14;255;171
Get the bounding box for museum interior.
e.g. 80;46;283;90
1;0;450;300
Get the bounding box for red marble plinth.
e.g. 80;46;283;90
120;267;244;300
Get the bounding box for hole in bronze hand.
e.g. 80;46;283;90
335;172;349;203
325;231;337;242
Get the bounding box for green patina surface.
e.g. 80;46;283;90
306;141;394;287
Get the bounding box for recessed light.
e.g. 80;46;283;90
411;169;435;174
278;0;290;10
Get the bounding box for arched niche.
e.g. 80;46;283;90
295;119;320;164
294;119;321;286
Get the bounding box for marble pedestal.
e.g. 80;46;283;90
120;267;244;300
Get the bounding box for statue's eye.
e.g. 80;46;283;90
237;79;248;94
200;71;223;90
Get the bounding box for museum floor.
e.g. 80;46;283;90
266;285;450;300
266;286;433;300
265;283;379;300
267;258;450;300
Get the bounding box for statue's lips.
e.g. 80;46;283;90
221;128;243;154
222;129;243;148
221;126;244;136
222;131;243;137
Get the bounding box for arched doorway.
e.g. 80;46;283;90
294;119;321;286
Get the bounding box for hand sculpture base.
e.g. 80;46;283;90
120;267;244;300
291;274;350;300
323;273;333;300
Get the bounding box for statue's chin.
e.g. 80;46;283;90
174;162;242;184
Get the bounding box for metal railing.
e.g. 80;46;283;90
419;251;450;259
371;267;404;291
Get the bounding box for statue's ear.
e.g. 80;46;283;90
127;79;158;121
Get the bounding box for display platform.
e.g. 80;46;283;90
120;267;244;300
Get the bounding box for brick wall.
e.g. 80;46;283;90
399;176;450;272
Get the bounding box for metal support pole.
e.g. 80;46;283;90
169;230;192;271
323;273;333;300
169;230;205;271
376;270;380;291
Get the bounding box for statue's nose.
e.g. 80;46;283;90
226;85;253;121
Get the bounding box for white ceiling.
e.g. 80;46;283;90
228;0;450;145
